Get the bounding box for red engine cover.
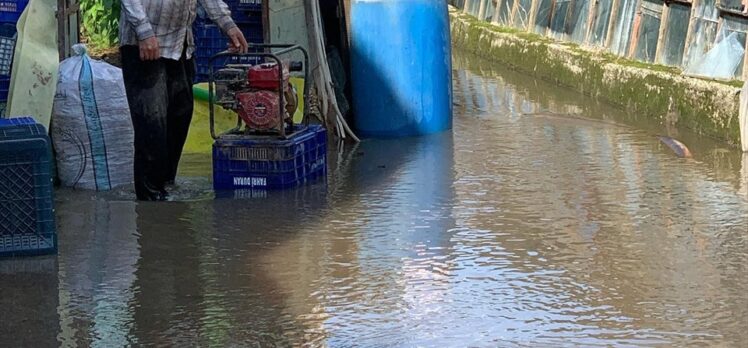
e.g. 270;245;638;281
236;90;281;130
248;63;289;90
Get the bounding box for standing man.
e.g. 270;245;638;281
120;0;249;201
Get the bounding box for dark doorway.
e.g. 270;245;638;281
318;0;354;122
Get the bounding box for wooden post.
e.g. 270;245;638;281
493;0;503;23
563;0;576;41
682;0;699;68
528;0;541;31
56;0;80;60
627;0;645;58
478;0;489;19
655;2;671;63
584;0;598;44
56;0;64;60
605;0;622;48
511;0;521;25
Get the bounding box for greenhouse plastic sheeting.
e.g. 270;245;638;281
549;0;570;38
740;81;748;152
684;0;719;67
513;0;532;29
534;0;553;33
482;0;496;21
686;32;745;79
634;0;663;63
590;0;613;46
716;16;748;78
497;0;514;25
464;0;480;16
568;0;590;43
610;0;637;56
660;3;690;66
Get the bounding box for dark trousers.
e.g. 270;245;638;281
121;46;195;200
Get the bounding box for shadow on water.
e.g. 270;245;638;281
0;257;59;347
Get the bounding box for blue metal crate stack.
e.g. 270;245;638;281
194;0;264;82
0;117;57;257
213;125;328;191
0;0;28;115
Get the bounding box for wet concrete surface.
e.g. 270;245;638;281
2;50;748;347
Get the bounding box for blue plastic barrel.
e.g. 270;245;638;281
350;0;453;138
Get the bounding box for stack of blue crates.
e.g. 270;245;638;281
213;125;328;191
0;117;57;257
0;0;27;115
193;0;264;82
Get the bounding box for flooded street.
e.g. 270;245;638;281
3;51;748;347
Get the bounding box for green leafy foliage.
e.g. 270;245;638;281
80;0;121;48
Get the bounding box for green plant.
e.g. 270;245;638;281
80;0;121;48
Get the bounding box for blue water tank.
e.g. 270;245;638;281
350;0;453;138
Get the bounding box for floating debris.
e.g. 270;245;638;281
658;136;693;158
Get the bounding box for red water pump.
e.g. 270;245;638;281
214;62;299;132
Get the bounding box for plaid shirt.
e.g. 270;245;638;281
120;0;237;60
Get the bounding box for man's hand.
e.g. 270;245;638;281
227;27;249;54
139;37;160;61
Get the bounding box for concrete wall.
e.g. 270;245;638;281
267;0;310;50
450;7;743;146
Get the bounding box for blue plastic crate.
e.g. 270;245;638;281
0;23;16;77
230;0;262;11
0;117;56;257
230;9;263;26
195;7;262;25
193;22;264;82
192;23;264;50
213;125;327;190
0;0;28;22
0;76;9;102
196;0;261;23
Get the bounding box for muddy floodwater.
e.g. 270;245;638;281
2;51;748;347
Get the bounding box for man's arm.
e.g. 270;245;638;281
121;0;160;60
121;0;154;40
199;0;249;53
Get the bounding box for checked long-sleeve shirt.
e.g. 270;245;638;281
119;0;238;60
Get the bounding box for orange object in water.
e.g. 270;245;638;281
658;136;692;158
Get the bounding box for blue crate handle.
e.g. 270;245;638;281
207;44;311;140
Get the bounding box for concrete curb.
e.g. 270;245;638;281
449;8;742;147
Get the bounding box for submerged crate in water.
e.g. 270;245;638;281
0;117;56;257
212;125;327;191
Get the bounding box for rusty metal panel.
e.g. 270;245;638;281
56;0;79;59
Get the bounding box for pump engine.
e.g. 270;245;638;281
214;61;300;132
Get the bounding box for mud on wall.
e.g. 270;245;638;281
450;7;743;146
